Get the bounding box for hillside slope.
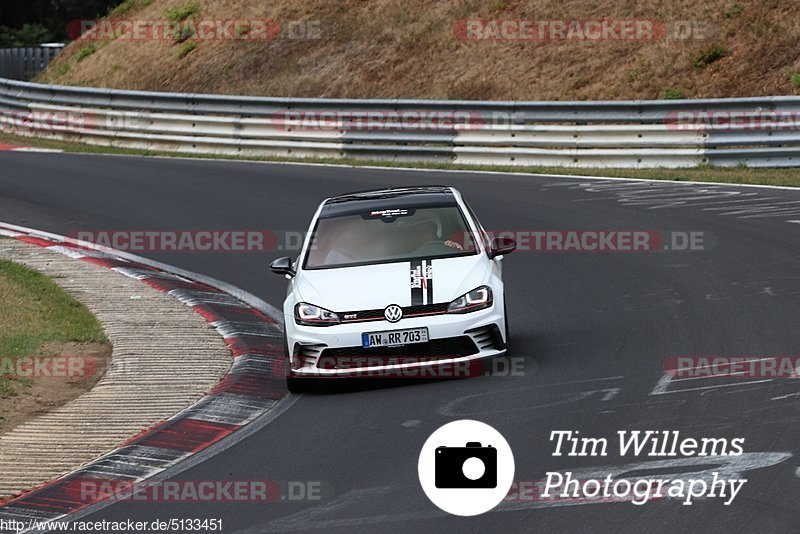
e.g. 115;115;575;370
36;0;800;100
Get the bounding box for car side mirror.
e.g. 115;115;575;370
269;256;295;277
488;236;516;259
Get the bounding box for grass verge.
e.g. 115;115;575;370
1;129;799;188
0;257;108;424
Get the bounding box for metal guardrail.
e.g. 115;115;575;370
2;76;800;168
0;45;64;81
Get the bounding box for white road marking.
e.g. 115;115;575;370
771;392;800;401
10;147;63;153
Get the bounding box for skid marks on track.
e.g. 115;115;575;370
650;357;800;407
250;452;793;532
542;180;800;222
438;376;623;418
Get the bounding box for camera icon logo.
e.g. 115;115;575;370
435;442;497;489
418;420;514;516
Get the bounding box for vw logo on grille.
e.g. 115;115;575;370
384;304;403;323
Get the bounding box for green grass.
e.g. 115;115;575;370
75;44;97;62
792;74;800;94
663;87;686;99
0;129;799;188
166;2;200;22
51;62;70;78
0;258;107;399
693;44;727;68
724;4;744;18
177;41;198;58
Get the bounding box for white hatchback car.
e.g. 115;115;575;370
269;186;515;392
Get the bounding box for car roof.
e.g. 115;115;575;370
319;186;459;218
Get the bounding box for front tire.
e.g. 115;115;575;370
503;298;510;351
287;376;315;394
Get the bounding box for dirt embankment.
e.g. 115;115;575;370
35;0;800;101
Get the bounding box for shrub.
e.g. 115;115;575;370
177;41;198;58
75;44;97;62
663;87;686;100
166;3;201;22
792;74;800;93
724;4;743;18
693;44;726;68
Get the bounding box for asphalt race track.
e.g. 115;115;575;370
1;152;799;533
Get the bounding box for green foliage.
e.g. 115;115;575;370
51;62;70;77
177;41;198;58
663;87;686;99
693;44;727;68
166;3;201;22
724;4;743;18
792;74;800;93
75;44;97;62
0;23;53;46
1;1;122;43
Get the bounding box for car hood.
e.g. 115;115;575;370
294;254;491;311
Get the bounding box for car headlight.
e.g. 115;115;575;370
447;286;493;314
295;302;340;326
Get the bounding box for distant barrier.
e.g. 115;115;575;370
2;75;800;168
0;45;64;81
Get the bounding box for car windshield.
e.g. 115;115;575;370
304;205;478;269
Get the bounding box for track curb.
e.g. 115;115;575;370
0;222;288;532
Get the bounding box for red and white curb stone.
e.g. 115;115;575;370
0;144;62;153
0;223;287;530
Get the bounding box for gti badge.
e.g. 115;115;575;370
384;304;403;323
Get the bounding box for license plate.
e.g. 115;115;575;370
362;327;429;348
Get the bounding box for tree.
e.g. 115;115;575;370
0;0;121;45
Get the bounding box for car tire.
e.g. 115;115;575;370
503;298;510;351
287;376;315;394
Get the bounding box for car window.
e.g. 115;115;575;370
304;206;478;269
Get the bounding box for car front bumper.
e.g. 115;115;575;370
285;305;506;378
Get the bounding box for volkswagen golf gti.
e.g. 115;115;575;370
269;186;515;392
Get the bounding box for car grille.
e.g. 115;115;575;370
338;303;450;323
317;336;479;369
